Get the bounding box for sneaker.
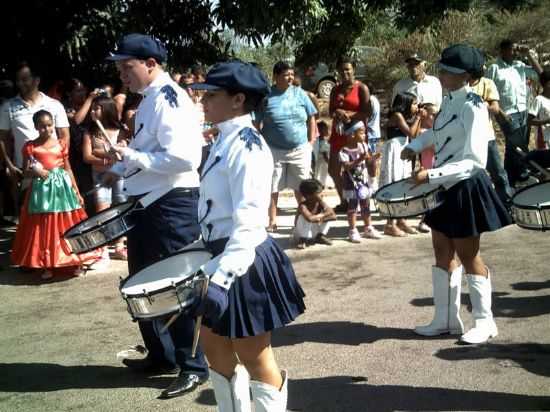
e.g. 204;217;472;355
364;226;383;239
417;222;431;233
348;228;362;243
296;238;307;249
315;233;333;245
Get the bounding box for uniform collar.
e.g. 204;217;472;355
447;85;470;100
216;114;253;141
141;71;172;96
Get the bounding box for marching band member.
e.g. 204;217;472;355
105;33;209;398
189;60;306;412
402;44;512;344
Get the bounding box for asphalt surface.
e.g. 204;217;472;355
0;192;549;412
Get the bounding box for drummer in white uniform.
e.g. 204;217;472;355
105;33;209;399
188;61;306;412
402;44;512;344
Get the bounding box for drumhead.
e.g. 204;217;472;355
375;178;441;202
121;249;212;296
65;201;135;237
512;181;550;208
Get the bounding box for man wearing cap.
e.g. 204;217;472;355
104;33;209;399
486;39;543;186
392;53;442;109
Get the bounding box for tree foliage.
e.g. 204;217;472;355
0;0;541;89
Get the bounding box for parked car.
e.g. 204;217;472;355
297;63;337;99
297;46;383;99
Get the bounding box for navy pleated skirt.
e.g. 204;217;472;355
425;171;512;238
203;236;306;339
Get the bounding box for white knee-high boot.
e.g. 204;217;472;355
210;365;251;412
250;370;288;412
461;272;498;344
414;265;464;336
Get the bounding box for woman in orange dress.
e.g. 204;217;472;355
11;109;99;279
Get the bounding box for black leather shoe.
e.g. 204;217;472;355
122;356;179;375
158;373;208;399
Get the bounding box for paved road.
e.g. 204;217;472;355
0;192;549;411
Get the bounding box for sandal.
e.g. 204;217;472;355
112;246;128;260
397;222;419;235
266;224;278;233
384;224;407;237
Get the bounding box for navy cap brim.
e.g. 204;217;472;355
188;82;224;90
105;53;138;61
438;62;467;74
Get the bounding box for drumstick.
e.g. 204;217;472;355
515;147;550;180
95;119;122;161
192;276;209;358
160;313;181;334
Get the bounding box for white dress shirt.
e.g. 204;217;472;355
198;114;273;290
392;74;443;109
0;92;69;167
406;86;490;189
111;71;202;206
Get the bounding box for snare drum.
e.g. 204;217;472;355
63;201;137;254
119;239;212;320
511;181;550;231
374;178;445;218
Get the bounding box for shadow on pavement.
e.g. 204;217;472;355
285;376;550;411
0;269;77;286
410;292;550;318
511;279;550;291
272;321;457;347
435;343;550;378
0;363;173;392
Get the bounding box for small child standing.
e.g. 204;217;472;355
339;121;383;243
11;110;99;279
313;120;331;187
294;179;336;249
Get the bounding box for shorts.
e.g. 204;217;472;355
92;170;127;205
271;143;312;192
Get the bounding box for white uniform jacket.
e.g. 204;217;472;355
198;114;273;290
111;71;203;206
406;86;490;189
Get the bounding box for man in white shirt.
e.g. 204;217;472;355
486;39;543;185
105;33;209;399
0;62;70;210
392;53;443;109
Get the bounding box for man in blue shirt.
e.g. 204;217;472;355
486;39;543;186
256;61;317;232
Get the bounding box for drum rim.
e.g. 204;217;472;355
63;200;136;239
374;178;444;204
511;181;550;210
119;247;212;298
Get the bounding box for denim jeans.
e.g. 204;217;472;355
486;140;513;205
497;111;529;186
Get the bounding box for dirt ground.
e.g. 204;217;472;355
0;191;549;412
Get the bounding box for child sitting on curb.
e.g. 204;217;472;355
294;179;336;249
